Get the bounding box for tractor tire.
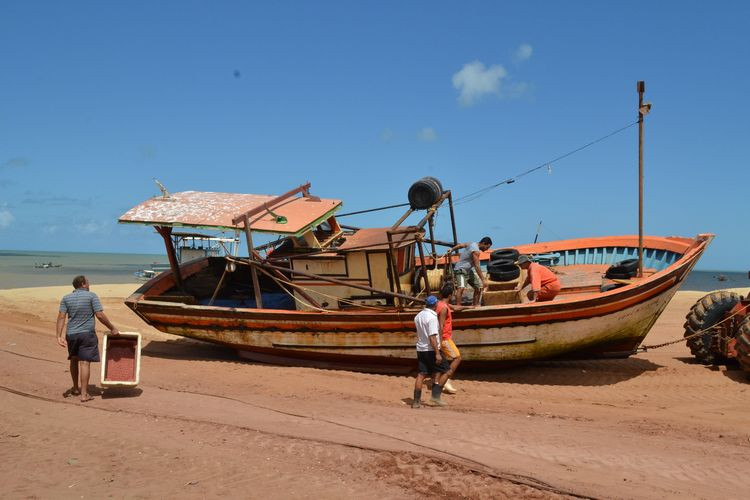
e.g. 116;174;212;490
735;316;750;376
683;291;741;365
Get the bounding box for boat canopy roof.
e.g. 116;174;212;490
118;190;342;236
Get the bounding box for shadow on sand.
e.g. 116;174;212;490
101;387;144;399
458;357;663;387
142;338;238;363
142;338;663;386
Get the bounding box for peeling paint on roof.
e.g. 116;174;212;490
118;191;342;235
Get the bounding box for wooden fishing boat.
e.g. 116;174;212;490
119;180;711;372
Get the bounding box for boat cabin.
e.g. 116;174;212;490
118;182;433;311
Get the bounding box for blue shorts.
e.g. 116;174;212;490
66;332;100;362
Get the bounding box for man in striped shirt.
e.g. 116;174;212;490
56;275;119;402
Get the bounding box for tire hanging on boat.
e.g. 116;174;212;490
407;177;444;210
683;291;741;364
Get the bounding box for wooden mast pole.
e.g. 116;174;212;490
637;80;646;278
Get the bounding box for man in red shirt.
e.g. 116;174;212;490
435;285;461;394
517;255;561;302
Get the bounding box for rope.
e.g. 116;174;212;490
337;202;410;217
330;119;640;218
637;304;747;352
454;120;639;205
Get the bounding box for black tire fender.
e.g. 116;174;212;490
487;259;516;273
489;267;520;282
490;248;519;262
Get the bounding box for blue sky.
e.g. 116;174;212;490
1;1;748;270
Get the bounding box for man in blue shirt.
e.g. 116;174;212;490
56;275;119;402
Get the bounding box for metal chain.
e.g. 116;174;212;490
637;303;747;352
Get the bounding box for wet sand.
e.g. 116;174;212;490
1;284;749;498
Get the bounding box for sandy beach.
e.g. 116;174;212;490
1;284;749;499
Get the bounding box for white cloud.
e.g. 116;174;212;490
513;43;533;63
452;61;508;106
75;221;108;234
0;209;13;228
417;127;437;142
380;128;394;142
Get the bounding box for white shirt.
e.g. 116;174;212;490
414;307;439;352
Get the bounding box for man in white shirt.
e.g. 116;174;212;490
412;295;450;408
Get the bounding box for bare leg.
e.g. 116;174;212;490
454;287;465;305
472;287;482;306
79;361;93;402
447;357;461;378
414;373;427;391
69;358;80;395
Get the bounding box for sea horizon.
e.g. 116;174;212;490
1;248;748;292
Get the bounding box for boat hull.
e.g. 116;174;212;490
125;234;711;371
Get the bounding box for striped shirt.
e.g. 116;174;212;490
59;289;103;336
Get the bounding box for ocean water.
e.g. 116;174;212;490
681;269;750;292
0;249;747;292
0;250;167;290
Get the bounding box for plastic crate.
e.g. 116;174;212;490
101;332;141;387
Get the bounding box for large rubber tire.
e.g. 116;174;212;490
487;258;516;273
490;248;519;262
605;259;639;279
407;177;443;209
735;316;750;376
489;267;520;282
683;291;741;364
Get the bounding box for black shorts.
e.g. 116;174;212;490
66;332;100;362
417;350;449;375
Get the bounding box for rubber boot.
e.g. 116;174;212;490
412;389;422;408
430;383;445;406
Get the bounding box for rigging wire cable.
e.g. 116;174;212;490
335;119;639;216
453;120;639;205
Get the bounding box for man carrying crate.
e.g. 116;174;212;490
56;275;119;402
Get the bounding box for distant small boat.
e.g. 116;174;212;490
34;262;62;269
716;274;728;282
134;232;239;281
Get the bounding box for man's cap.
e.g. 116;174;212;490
516;254;532;265
425;295;438;306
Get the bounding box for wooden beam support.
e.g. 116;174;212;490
155;226;185;291
242;216;264;309
231;182;312;226
254;260;425;305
